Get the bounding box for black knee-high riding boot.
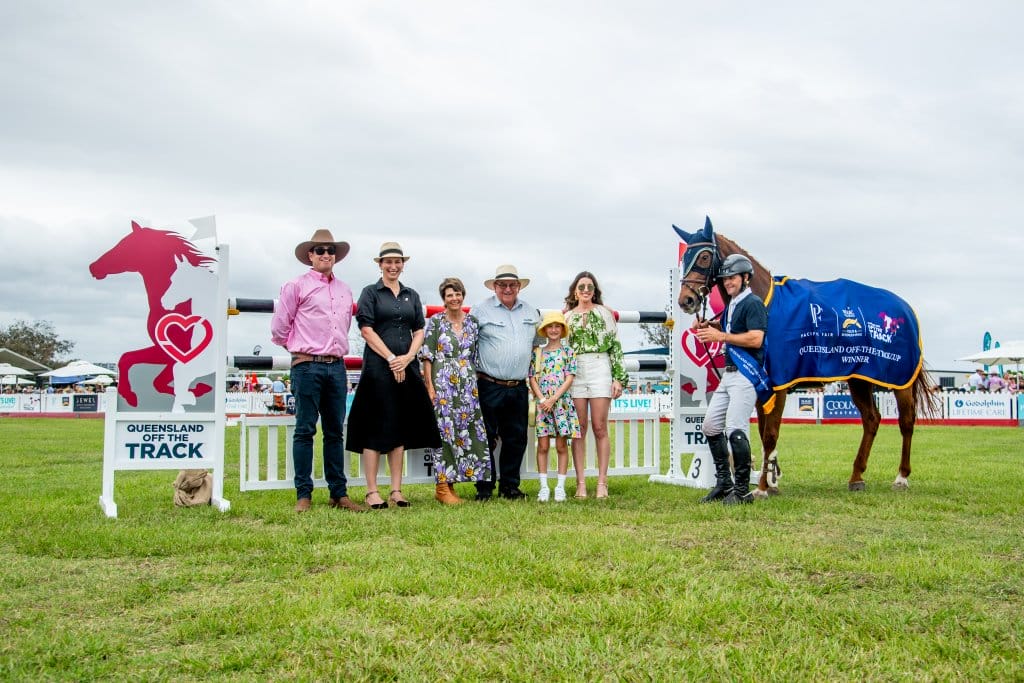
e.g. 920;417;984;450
724;430;753;505
699;433;733;503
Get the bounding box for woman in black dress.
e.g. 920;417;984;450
345;241;441;508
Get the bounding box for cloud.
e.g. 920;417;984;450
2;1;1023;371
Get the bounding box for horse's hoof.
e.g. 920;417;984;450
892;477;909;490
767;487;781;496
848;481;866;492
751;489;770;500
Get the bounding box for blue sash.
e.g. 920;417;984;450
764;277;923;391
727;345;777;413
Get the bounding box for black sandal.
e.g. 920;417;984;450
365;490;387;510
388;489;411;508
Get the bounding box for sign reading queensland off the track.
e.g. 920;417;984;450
91;216;230;518
114;420;216;468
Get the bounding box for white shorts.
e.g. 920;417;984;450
571;353;613;399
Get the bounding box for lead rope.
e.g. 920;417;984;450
696;287;724;383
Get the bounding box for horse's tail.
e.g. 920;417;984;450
913;364;941;421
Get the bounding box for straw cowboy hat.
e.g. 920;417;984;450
537;310;568;336
373;241;411;263
294;229;351;265
484;264;530;290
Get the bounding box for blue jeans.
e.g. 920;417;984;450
291;361;348;500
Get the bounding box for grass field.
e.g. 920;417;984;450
0;418;1021;681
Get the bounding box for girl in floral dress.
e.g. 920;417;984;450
528;311;581;502
420;277;492;505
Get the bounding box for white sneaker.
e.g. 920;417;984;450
553;486;566;502
537;487;550;502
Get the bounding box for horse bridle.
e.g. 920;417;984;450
680;240;725;379
680;240;721;323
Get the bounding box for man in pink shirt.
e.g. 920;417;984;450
271;229;365;513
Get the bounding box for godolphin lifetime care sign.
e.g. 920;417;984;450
93;217;230;518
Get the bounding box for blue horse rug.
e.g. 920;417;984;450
764;276;923;392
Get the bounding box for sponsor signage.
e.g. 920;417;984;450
798;397;815;412
224;394;250;414
73;394;99;412
0;396;17;411
823;394;860;419
947;395;1012;420
612;395;657;413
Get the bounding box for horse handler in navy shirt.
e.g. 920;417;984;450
693;254;768;505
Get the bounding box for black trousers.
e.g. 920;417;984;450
476;378;529;494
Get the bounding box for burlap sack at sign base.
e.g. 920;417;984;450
173;469;213;507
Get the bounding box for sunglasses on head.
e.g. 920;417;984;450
576;283;595;292
312;245;336;255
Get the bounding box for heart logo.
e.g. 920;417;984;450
155;313;214;364
680;330;721;367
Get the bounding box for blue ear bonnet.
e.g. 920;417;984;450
672;215;719;280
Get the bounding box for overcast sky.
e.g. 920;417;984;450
1;1;1021;373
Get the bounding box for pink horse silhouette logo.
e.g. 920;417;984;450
879;312;905;334
89;221;217;407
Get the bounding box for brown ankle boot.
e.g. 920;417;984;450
447;482;464;504
435;482;462;505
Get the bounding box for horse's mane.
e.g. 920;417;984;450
715;234;773;302
152;228;217;267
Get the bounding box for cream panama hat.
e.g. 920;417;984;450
484;264;530;290
373;241;411;263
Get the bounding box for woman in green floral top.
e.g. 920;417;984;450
564;271;628;499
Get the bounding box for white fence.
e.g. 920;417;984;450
237;410;663;491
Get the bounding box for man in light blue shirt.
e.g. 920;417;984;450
470;265;540;500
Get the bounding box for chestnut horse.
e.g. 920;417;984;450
674;217;937;497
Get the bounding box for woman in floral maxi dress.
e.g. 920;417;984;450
420;277;492;505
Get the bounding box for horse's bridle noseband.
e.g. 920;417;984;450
679;240;720;322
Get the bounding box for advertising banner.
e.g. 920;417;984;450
822;394;860;419
946;394;1013;420
612;394;659;413
73;394;99;412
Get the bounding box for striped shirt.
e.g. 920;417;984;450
470;296;540;381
